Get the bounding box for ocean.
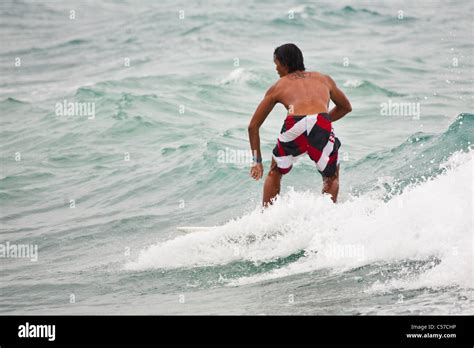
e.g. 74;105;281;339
0;0;472;315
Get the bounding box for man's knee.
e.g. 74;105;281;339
268;161;283;176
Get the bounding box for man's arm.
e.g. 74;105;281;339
326;75;352;122
248;84;277;180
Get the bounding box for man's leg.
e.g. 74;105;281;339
322;164;340;203
263;158;283;206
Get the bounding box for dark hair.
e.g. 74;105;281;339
274;43;305;73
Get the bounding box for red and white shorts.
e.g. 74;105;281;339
272;113;341;177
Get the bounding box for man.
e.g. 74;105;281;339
248;43;352;205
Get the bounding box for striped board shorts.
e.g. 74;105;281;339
272;113;341;177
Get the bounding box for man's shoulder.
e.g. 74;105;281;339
308;71;331;80
309;72;336;88
267;80;280;92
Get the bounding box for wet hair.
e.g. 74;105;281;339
273;43;306;73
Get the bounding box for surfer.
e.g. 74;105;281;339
248;43;352;205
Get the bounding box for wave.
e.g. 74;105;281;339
125;114;472;291
271;17;306;27
219;68;261;85
125;149;471;292
348;113;473;198
324;5;382;17
0;98;31;117
74;87;105;99
0;171;54;185
324;5;417;23
1;37;90;57
341;6;381;16
270;14;344;30
270;4;387;28
104;115;157;136
0;97;28;105
343;79;406;97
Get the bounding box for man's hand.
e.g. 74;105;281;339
250;163;264;180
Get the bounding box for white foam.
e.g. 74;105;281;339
125;151;473;291
343;79;363;88
219;68;258;85
288;5;309;18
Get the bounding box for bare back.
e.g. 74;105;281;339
273;71;331;115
